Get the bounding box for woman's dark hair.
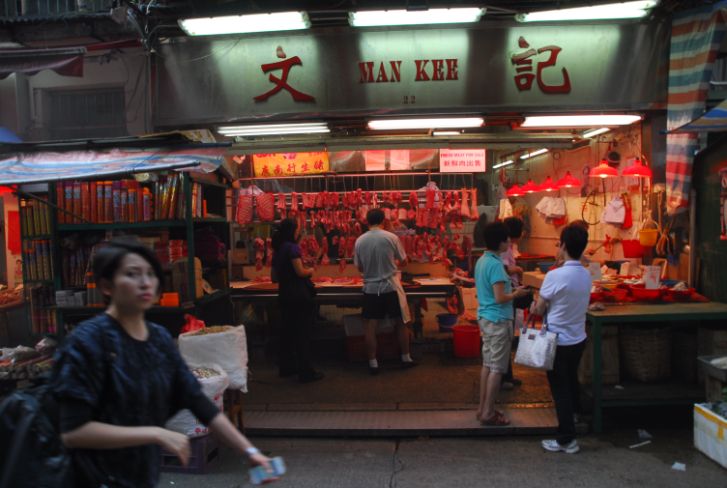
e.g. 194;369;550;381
560;224;589;259
503;217;524;239
484;222;510;251
93;239;164;303
571;220;590;231
271;218;298;251
367;208;385;226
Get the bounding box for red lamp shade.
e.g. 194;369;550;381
506;184;524;197
557;171;581;188
539;176;560;192
520;179;541;193
589;159;619;178
622;158;652;178
0;186;14;195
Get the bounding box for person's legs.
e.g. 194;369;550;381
365;319;379;361
476;364;491;418
482;370;504;418
293;303;318;380
394;317;410;356
278;307;298;377
546;345;577;446
567;340;587;417
477;319;511;422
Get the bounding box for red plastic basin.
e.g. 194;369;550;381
666;287;695;301
628;284;663;301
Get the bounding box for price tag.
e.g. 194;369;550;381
644;266;661;289
589;262;602;282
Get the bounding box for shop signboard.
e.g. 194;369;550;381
155;22;669;126
439;149;485;173
252;152;329;177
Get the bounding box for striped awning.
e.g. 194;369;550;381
666;98;727;133
0;147;227;186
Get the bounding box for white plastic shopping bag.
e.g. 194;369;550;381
179;325;249;391
165;363;229;437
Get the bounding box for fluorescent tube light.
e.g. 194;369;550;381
179;11;311;36
582;128;611;138
493;160;515;169
432;131;462;136
518;1;656;22
349;8;485;27
217;122;329;136
368;118;483;130
521;115;642;128
520;149;548;160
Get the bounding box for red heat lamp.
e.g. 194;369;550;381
621;158;652;178
589;159;619;179
557;171;581;188
0;186;14;195
506;184;525;197
539;176;560;192
520;179;541;193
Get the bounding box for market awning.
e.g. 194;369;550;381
665;98;727;134
0;47;86;80
0;147;228;186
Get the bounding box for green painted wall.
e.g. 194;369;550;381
693;134;727;303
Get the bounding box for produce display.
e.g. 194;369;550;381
0;287;22;307
190;367;221;379
188;325;234;336
0;338;58;380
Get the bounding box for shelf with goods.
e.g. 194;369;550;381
16;171;233;343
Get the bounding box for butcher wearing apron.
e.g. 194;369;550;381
353;211;418;375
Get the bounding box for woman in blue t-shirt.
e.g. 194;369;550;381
53;240;273;487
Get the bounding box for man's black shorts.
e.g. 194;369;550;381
362;291;402;320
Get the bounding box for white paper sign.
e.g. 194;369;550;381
389;150;411;170
644;266;661;289
589;262;602;282
440;149;486;173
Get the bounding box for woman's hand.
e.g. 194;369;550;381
156;428;190;467
250;453;278;484
513;286;529;298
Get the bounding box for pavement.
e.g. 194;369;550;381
159;408;726;488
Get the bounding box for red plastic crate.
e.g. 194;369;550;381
159;433;219;474
346;332;401;362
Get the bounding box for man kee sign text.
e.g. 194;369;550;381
358;59;459;83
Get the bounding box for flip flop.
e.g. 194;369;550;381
480;412;511;426
476;410;503;421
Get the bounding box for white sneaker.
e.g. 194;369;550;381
542;439;580;453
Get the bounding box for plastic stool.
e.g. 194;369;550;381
223;389;245;433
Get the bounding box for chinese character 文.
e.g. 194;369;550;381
254;55;315;101
511;37;571;93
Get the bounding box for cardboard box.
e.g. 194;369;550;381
694;404;727;469
461;288;478;311
172;257;203;302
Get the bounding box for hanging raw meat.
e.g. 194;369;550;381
365;191;372;207
398;208;407;221
445;192;453;208
309;211;316;228
254;237;264;271
331;192;340;209
346;236;356;258
355;222;362;236
332;235;339;245
460;189;471;219
277;193;287;215
307;237;319;256
428;208;440;229
299;238;309;257
256;193;275;222
371;193;378;208
384;208;391;221
356;189;363;207
426;188;435;209
321;238;330;266
398;235;407;252
453;191;460;209
391;191;403;205
290;192;299;212
339;256;347;274
470;188;479;221
316;192;325;208
382;191;390;203
409;190;418;210
265;238;273;268
407;208;416;221
339;236;347;256
237;194;254;225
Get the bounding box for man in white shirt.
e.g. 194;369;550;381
530;224;591;454
354;209;418;376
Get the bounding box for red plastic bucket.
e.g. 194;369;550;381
621;239;644;258
452;325;481;358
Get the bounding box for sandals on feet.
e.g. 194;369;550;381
476;410;503;421
479;412;511;426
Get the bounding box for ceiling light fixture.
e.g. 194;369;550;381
367;118;484;130
539;176;560;192
507;184;525;197
520;149;548;160
521;115;642;128
590;159;619;178
557;171;581;188
432;131;462;136
493;160;515;169
520;179;541;193
517;1;656;22
349;8;486;27
622;158;652;178
217;122;329;137
582;128;611;138
179;11;311;36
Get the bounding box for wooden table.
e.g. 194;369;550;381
585;302;727;432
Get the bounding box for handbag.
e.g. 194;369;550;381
514;313;558;371
513;290;534;310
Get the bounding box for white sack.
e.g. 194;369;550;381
165;363;229;437
179;325;249;391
